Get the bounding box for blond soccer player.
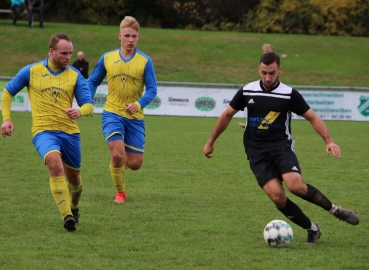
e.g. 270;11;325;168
88;16;157;203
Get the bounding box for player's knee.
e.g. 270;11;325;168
126;157;143;170
67;174;81;185
288;183;308;197
111;153;124;166
269;193;286;208
46;156;64;175
127;160;142;170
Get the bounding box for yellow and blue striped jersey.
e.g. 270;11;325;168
4;58;93;136
88;48;157;120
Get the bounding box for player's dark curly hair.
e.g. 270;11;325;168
260;52;280;67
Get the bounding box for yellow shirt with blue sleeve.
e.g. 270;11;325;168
2;58;93;136
88;48;157;120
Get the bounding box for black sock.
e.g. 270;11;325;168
277;198;311;229
301;184;332;210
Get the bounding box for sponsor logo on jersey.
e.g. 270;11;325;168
51;91;59;104
257;111;280;130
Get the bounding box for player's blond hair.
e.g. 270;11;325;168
120;16;140;32
262;43;274;53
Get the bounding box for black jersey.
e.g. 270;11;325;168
229;80;310;157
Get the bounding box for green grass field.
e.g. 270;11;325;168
0;112;368;269
1;18;368;269
1;19;369;87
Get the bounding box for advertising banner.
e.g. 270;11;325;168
5;86;369;122
291;91;369;121
144;86;245;118
93;86;367;121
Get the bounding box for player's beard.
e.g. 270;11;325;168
263;76;279;90
56;58;69;69
50;57;68;69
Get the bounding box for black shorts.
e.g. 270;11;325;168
248;149;302;188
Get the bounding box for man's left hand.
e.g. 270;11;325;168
64;108;81;120
126;103;138;115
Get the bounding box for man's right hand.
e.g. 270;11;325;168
1;120;15;138
203;142;214;158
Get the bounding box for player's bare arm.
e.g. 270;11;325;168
302;108;340;158
204;106;238;158
1;119;14;137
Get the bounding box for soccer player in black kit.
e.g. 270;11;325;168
203;52;359;243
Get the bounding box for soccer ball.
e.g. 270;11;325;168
263;219;293;248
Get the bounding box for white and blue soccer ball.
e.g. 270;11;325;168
263;219;293;248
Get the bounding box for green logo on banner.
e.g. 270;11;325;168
358;96;369;117
94;93;107;108
13;95;24;104
146;96;161;109
11;95;25;107
195;97;216;111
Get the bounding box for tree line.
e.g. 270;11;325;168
2;0;368;36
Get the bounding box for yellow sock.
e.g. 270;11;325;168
50;176;72;219
110;164;125;192
68;177;83;209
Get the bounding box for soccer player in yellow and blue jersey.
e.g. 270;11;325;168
1;33;94;232
88;16;157;203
